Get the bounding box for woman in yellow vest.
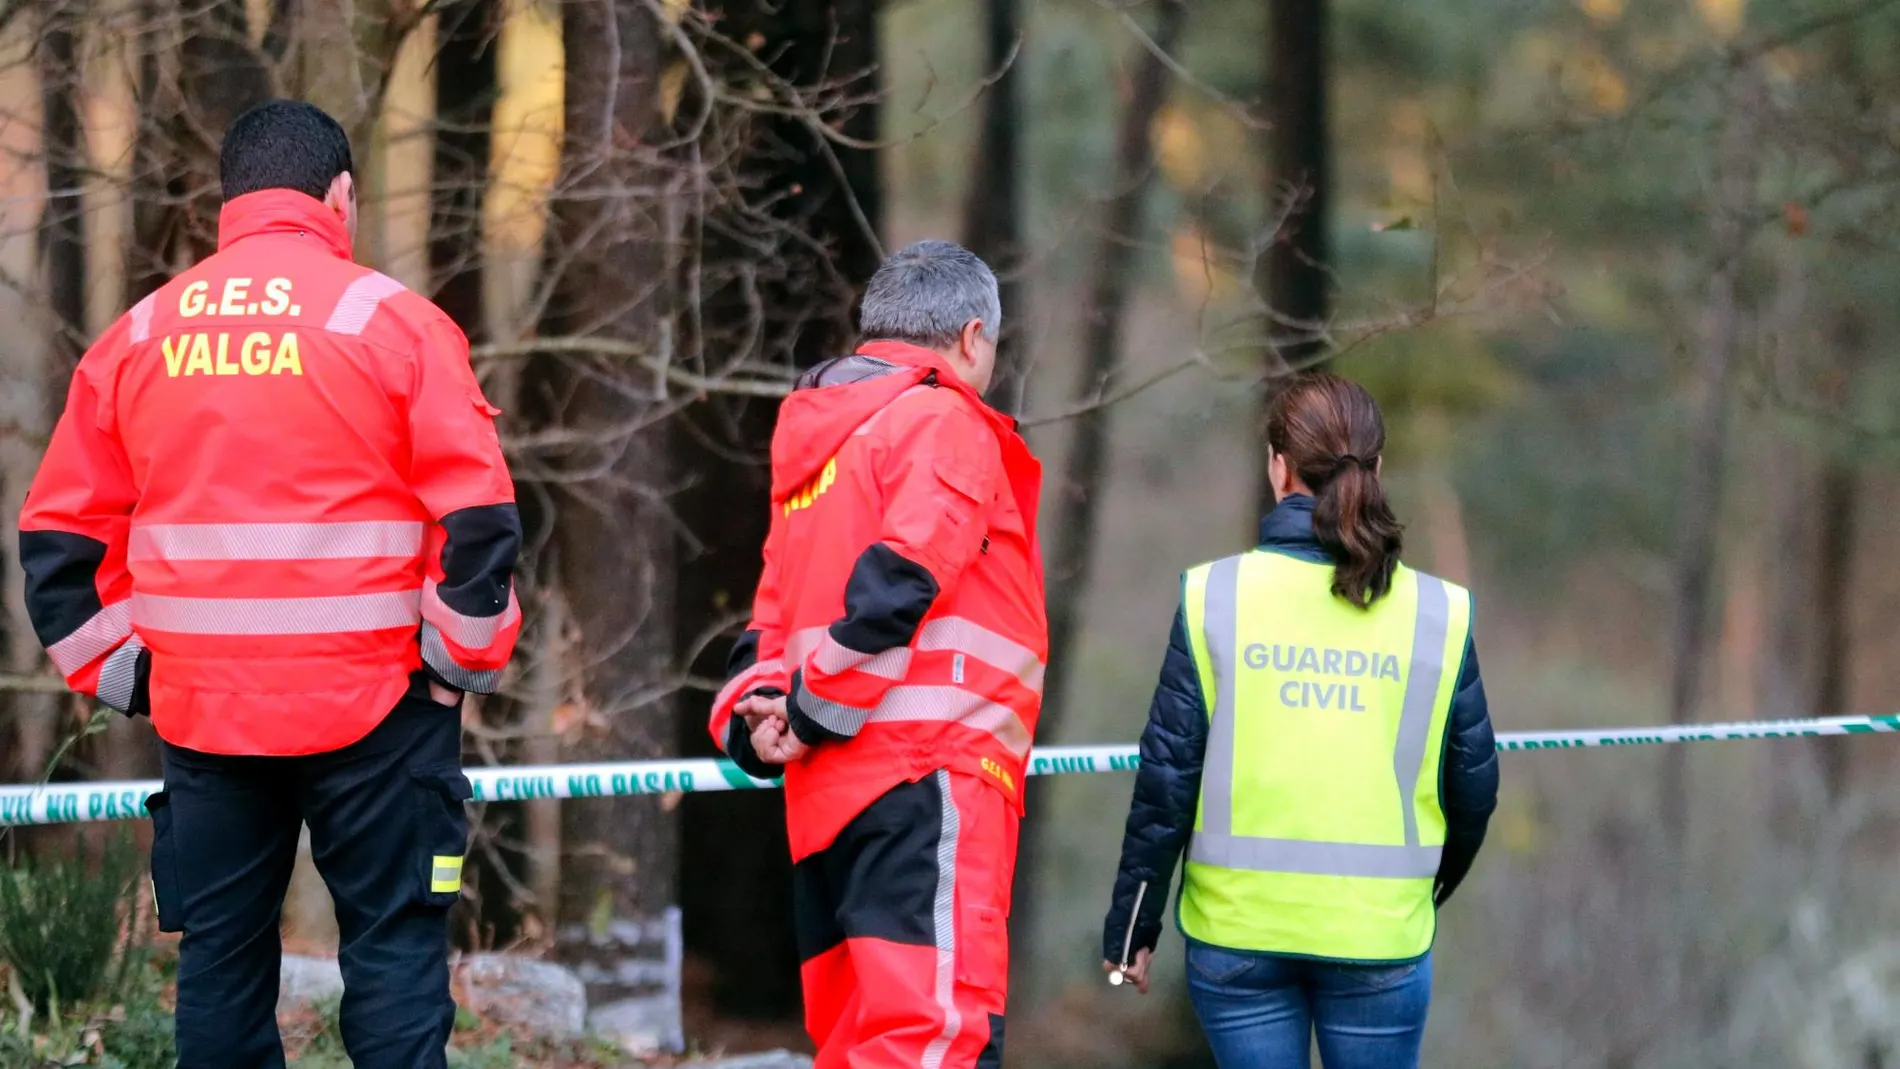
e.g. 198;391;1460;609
1100;372;1498;1069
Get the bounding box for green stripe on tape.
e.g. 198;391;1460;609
6;712;1900;826
715;759;778;790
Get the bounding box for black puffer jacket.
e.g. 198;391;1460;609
1100;495;1499;963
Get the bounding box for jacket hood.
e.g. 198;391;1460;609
217;189;353;260
768;341;963;504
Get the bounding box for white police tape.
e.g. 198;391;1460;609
3;713;1896;826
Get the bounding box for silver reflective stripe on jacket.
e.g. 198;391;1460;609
129;521;425;562
1188;558;1451;879
132;590;423;635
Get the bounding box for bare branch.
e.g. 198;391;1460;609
0;674;68;695
471;337;795;398
1101;1;1269;131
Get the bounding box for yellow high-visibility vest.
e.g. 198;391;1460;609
1177;550;1472;963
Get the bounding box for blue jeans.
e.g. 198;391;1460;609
1184;941;1432;1069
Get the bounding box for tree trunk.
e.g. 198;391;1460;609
1759;414;1824;826
426;0;523;944
38;0;86;367
1037;0;1184;774
1254;0;1330;514
125;0;273;300
1810;459;1856;797
1015;0;1185;931
674;0;883;1021
124;0;185;305
963;0;1027;414
428;0;496;339
522;589;566;933
1802;307;1868;806
1659;68;1763;839
0;487;59;785
176;0;274;257
3;0;91;788
532;0;678;996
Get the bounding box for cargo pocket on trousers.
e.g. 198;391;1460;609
145;790;184;933
411;767;473;908
955;904;1009;996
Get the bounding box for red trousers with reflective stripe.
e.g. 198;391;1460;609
794;770;1016;1069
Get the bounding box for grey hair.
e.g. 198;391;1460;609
858;239;1002;348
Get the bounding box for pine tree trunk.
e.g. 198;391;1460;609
175;0;273;256
1255;0;1330;516
962;0;1027;414
4;0;92;788
428;0;496;339
1660;68;1763;839
125;0;271;298
532;0;679;994
673;0;883;1021
1016;0;1186;943
38;2;86;368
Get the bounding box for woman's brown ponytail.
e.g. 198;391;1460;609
1265;373;1405;608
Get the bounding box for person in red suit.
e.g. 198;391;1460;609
709;240;1046;1069
20;100;518;1069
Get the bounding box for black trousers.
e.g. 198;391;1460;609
146;678;471;1069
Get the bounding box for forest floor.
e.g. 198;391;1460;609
0;958;807;1069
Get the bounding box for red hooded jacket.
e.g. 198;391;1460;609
20;190;521;756
709;341;1047;861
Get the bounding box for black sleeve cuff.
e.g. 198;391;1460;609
421;660;459;693
724;713;782;781
785;679;849;747
1434;823;1489;906
123;647;153;719
1102;891;1169;962
436;504;523;615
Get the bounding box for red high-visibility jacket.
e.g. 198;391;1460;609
19;189;521;757
709;341;1047;861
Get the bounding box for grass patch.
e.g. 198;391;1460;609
0;833;146;1013
0;832;650;1067
282;994;635;1068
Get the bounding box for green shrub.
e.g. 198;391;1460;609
98;984;180;1069
0;832;144;1012
285;993;349;1069
447;1035;518;1069
0;967;176;1069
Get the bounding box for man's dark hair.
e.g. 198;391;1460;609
219;100;354;202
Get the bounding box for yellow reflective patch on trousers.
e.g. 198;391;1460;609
431;855;465;894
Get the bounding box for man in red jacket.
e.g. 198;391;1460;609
709;240;1046;1069
18;100;519;1069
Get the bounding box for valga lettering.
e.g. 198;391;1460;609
160;332;304;377
782;457;839;516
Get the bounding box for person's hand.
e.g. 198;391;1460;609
1101;949;1153;994
428;681;463;708
749;714;810;765
735;693;787;729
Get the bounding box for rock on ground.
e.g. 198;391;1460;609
586;995;684;1056
277;954;344;1014
455;953;589;1039
681;1054;814;1069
